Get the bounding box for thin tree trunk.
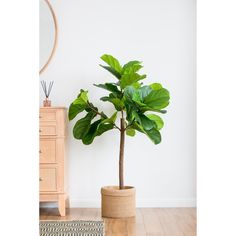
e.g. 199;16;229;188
119;117;125;189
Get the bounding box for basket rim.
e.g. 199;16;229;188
101;186;135;196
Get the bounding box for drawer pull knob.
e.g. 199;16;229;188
39;116;42;119
39;129;42;133
39;150;42;154
39;177;43;181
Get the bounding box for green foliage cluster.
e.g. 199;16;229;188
69;54;170;145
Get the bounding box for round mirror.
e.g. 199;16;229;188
39;0;58;74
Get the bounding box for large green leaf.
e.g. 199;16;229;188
122;61;143;74
82;121;114;145
94;83;121;94
82;112;117;145
120;73;146;89
82;119;102;145
68;103;86;121
138;86;152;100
143;88;170;109
84;102;109;119
96;123;114;136
124;86;136;102
140;106;167;114
68;90;88;120
127;120;161;144
100;96;124;111
134;122;161;144
103;112;118;124
124;88;143;122
100;96;110;102
73;111;96;139
130;111;157;131
124;85;152;103
109;112;118;123
146;114;164;130
126;128;136;137
124;102;136;122
132;91;142;104
132;82;142;89
110;98;123;110
145;128;161;144
122;60;141;70
85;102;98;113
150;83;162;91
138;113;157;130
129;121;144;133
96;112;117;136
76;90;88;102
99;65;121;79
132;110;141;124
124;86;168;117
100;54;122;73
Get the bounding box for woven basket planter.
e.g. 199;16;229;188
101;186;135;218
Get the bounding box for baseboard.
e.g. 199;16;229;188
40;198;196;208
135;198;196;207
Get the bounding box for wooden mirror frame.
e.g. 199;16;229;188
39;0;58;74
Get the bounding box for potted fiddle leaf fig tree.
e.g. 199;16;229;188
68;54;170;218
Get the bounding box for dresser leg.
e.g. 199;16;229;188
58;194;66;216
66;196;70;209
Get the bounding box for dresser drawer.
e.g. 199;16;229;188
40;168;57;192
40;139;56;163
39;125;56;136
39;111;56;121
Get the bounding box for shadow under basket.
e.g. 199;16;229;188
101;186;135;218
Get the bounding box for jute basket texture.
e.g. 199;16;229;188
101;186;135;218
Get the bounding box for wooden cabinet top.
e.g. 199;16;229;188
40;107;67;110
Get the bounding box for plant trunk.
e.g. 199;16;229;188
119;118;125;189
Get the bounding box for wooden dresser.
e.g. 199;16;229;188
39;107;68;216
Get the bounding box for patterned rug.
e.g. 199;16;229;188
40;220;104;236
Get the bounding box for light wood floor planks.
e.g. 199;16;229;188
40;208;196;236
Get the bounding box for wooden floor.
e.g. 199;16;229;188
40;208;196;236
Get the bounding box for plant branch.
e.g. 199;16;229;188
87;102;121;131
121;110;125;125
119;115;125;189
87;102;106;118
113;123;121;131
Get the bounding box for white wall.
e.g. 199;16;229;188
40;0;196;207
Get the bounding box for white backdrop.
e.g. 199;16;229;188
40;0;196;207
